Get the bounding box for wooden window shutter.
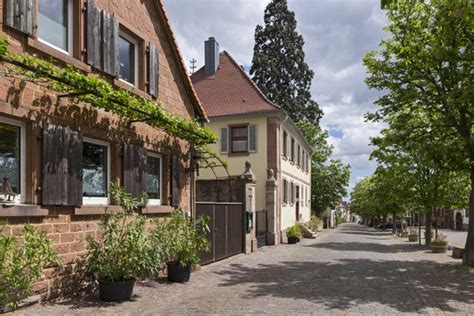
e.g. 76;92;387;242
42;124;83;206
171;155;181;207
64;128;83;206
248;125;257;152
86;0;102;70
220;127;228;153
123;144;146;198
101;10;118;76
148;43;159;97
4;0;35;35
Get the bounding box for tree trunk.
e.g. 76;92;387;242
392;212;397;234
463;163;474;267
425;209;433;246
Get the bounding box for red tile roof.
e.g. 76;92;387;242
191;51;280;118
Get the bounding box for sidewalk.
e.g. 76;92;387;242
414;227;467;247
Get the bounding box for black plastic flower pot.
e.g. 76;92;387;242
167;261;192;283
98;278;135;302
288;236;299;244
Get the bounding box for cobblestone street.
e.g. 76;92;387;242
21;223;474;315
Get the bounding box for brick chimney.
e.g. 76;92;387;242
205;37;219;77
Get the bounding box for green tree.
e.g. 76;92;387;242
250;0;322;124
370;111;469;244
297;120;351;214
364;0;474;265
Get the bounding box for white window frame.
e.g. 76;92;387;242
82;137;110;205
0;117;26;204
38;0;73;56
146;152;162;206
118;31;139;87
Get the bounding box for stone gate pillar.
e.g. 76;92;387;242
242;161;257;253
266;168;278;245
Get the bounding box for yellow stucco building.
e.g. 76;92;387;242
192;38;313;245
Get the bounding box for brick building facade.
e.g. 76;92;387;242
0;0;206;299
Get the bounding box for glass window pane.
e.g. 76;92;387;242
146;156;161;199
119;35;136;84
232;127;247;138
38;0;69;52
232;140;248;152
0;123;20;195
83;142;107;197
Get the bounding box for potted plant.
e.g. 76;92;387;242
286;225;302;244
0;223;60;312
408;229;419;242
86;184;161;302
153;210;210;283
308;215;323;232
431;234;448;253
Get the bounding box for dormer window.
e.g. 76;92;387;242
38;0;72;54
118;32;138;86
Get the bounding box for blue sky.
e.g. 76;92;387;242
163;0;388;194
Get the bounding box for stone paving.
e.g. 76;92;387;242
19;223;474;315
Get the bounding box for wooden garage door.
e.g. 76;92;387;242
196;202;244;265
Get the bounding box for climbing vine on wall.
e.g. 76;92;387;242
0;36;227;172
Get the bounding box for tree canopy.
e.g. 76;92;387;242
364;0;473;260
297;120;351;214
250;0;322;124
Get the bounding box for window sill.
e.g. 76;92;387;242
0;204;47;217
142;205;175;214
228;152;250;157
27;38;91;73
114;79;152;101
74;205;121;215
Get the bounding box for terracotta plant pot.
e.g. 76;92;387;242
167;261;192;283
99;278;135;302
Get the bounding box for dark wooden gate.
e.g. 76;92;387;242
196;202;244;265
256;210;267;248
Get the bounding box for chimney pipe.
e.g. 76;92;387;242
205;37;219;77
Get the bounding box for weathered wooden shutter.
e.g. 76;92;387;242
148;43;159;97
220;127;228;153
101;10;118;76
171;155;181;207
43;124;83;206
123;144;146;198
87;0;102;70
4;0;35;35
248;125;257;152
64;129;83;206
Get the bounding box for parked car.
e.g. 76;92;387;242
377;220;402;230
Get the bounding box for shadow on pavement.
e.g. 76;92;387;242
307;241;426;253
213;259;474;313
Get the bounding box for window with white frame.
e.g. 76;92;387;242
82;138;110;205
146;153;162;205
38;0;73;54
0;117;25;204
118;32;138;86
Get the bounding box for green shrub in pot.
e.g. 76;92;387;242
286;225;303;244
86;184;163;301
153;210;210;283
0;223;61;312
